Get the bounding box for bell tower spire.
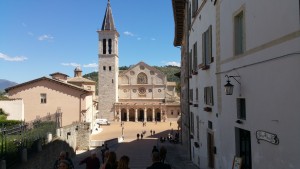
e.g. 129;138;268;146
97;0;119;120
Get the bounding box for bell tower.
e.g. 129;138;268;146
97;0;119;120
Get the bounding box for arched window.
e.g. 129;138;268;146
108;39;112;54
103;39;106;54
137;73;147;84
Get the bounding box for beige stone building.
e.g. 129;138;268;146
98;1;180;122
5;67;97;126
115;62;180;122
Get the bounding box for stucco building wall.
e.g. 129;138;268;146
0;99;24;121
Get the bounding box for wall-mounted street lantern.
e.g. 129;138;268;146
224;75;241;95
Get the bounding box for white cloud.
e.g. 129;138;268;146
0;53;28;62
83;63;98;68
61;62;81;67
165;61;180;67
123;31;134;36
137;37;142;40
38;34;54;41
151;38;156;41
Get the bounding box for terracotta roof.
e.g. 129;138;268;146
49;72;69;77
67;77;96;84
5;76;90;93
172;0;186;46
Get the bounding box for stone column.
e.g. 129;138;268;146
144;108;147;122
135;109;138;122
152;108;155;122
106;39;109;54
126;108;129;122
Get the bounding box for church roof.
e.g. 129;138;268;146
101;0;116;31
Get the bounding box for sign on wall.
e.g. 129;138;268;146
256;130;279;145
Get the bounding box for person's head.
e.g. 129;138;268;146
91;151;97;158
58;160;71;169
152;152;160;162
107;151;117;164
117;155;130;169
59;151;67;160
104;150;110;158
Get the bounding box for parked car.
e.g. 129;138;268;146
95;118;110;125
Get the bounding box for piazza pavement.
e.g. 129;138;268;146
71;121;199;169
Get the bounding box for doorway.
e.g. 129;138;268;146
236;128;252;169
138;109;144;121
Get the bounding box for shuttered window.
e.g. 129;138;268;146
204;86;214;106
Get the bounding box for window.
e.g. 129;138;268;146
204;86;214;106
171;110;174;115
191;112;194;134
103;66;106;71
234;11;245;55
192;0;198;17
189;50;193;76
40;93;47;104
103;39;106;54
189;89;193;102
137;73;147;84
201;25;213;69
109;66;112;71
208;121;213;129
138;87;146;95
108;39;112;54
112;79;114;83
237;98;246;120
193;42;198;73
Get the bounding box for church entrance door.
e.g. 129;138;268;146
156;112;161;122
129;108;135;121
138;109;144;121
121;109;127;121
147;109;152;121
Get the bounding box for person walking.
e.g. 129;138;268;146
54;151;74;169
152;146;159;153
159;146;167;163
117;155;130;169
105;151;118;169
146;152;171;169
79;151;100;169
58;160;72;169
137;133;140;140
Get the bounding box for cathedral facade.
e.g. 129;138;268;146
97;1;180;122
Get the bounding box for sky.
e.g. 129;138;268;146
0;0;181;84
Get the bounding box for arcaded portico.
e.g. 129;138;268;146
115;102;180;122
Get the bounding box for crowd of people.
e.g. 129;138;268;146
53;143;170;169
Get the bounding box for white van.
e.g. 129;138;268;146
95;118;110;125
